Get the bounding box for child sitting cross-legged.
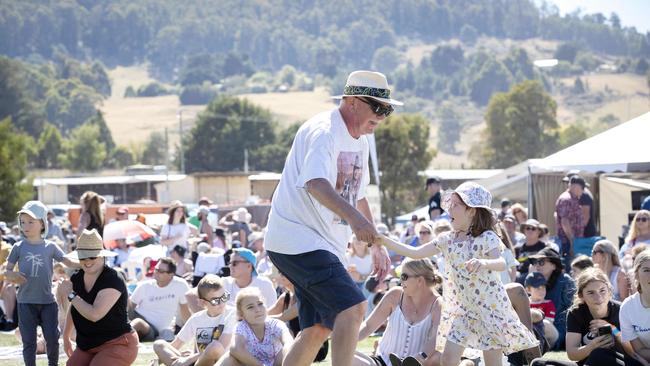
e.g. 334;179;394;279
217;288;293;366
525;271;559;349
153;274;236;366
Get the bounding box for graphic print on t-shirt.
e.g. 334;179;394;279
334;151;363;225
25;252;44;277
196;324;224;352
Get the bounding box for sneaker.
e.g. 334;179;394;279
389;353;402;366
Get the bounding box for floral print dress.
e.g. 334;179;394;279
435;230;538;354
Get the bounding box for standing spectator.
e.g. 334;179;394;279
129;257;191;341
499;198;512;221
591;240;630;301
516;219;549;280
78;191;105;237
425;176;443;220
5;201;80;366
219;208;253;248
197;206;215;245
563;172;597;238
224;248;276;308
265;70;395;366
59;229;138;366
115;206;129;221
46;210;65;243
555;176;585;270
154;275;235;366
620;250;650;365
160;201;197;251
529;247;577;349
620;210;650;268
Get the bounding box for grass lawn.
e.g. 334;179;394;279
0;330;573;365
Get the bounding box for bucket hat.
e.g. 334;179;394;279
332;70;403;106
441;182;495;214
66;229;117;260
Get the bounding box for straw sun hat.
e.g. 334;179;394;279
66;229;117;260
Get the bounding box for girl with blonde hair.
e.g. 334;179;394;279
591;239;630;301
78;191;104;237
620;210;650;269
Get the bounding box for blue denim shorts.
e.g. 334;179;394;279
268;250;366;330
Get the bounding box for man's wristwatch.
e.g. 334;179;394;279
67;291;77;302
419;351;428;359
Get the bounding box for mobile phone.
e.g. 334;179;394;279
597;325;612;336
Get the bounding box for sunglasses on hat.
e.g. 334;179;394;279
358;97;394;117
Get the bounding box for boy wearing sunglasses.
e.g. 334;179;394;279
153;275;236;366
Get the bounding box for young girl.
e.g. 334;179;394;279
381;182;538;366
78;191;105;237
4;201;80;366
346;234;373;290
219;288;293;366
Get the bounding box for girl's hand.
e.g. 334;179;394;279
464;258;484;273
63;338;74;357
591;334;615;350
59;279;73;297
588;319;611;334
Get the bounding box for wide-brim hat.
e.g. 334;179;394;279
331;70;403;106
521;219;540;230
529;247;561;261
441;182;495;215
66;229;116;260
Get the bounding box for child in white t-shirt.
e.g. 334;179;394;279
153;275;236;366
218;288;293;366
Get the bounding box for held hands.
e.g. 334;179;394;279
464;258;485;273
370;245;391;282
349;214;379;245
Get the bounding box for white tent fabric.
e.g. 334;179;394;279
534;111;650;173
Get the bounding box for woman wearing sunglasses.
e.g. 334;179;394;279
353;258;475;366
620;210;650;269
529;247;577;350
591;240;630;301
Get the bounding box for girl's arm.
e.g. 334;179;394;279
69;288;121;322
230;333;263;366
631;338;650;365
61;257;80;269
3;262;26;285
279;323;294;346
617;270;630;300
466;247;506;272
566;332;614;361
380;235;440;259
358;288;399;341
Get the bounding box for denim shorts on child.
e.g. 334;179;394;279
268;249;366;331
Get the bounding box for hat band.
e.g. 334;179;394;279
343;85;391;99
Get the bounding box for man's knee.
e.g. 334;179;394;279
302;324;331;345
153;339;169;354
339;301;367;322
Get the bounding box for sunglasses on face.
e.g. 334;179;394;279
400;273;418;282
358;97;394;117
419;231;431;235
530;258;547;266
154;267;173;274
592;249;604;255
637;217;649;223
524;227;538;231
203;292;230;306
80;256;98;261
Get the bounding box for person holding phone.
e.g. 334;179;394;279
531;267;641;365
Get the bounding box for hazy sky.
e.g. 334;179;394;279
545;0;649;33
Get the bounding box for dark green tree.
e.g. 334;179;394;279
558;123;588;149
375;114;435;224
36;123;63;168
469;57;512;105
141;131;166;165
471;80;559;168
184;96;276;172
86;110;115;154
0;117;35;221
60;123;107;171
109;145;135;168
437;103;461;154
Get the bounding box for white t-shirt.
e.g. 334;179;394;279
223;276;277;308
265;109;370;263
160;223;192;249
346;252;373;277
194;249;226;276
499;248;518;284
176;307;236;352
131;277;190;332
620;292;650;347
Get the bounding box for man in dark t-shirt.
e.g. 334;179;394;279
426;176;443;220
563;172;597;237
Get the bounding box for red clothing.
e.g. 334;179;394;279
530;299;556;321
555;191;583;243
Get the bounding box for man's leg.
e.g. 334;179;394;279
505;283;542;361
282;324;331;366
196;340;227;366
130;317;157;341
152;339;182;366
331;301;367;366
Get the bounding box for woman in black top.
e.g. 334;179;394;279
60;229;138;366
77;191;105;237
530;267;641;366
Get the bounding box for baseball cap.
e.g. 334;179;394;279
425;176;441;188
562;169;582;182
569;175;586;188
17;201;49;239
501;198;512;208
233;247;257;276
525;272;547;288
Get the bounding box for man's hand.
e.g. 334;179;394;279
370;245;391;282
349;214;379;244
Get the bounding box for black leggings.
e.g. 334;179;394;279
530;347;644;366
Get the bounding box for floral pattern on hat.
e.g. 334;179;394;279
441;182;493;213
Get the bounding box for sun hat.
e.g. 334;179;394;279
198;196;213;205
66;229;117;260
521;219;541;230
529;247;561;261
235;207;252;224
17;201;49;239
247;231;264;247
332;70;403;106
441;182;495;214
232;247;257;276
525;272;547;288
